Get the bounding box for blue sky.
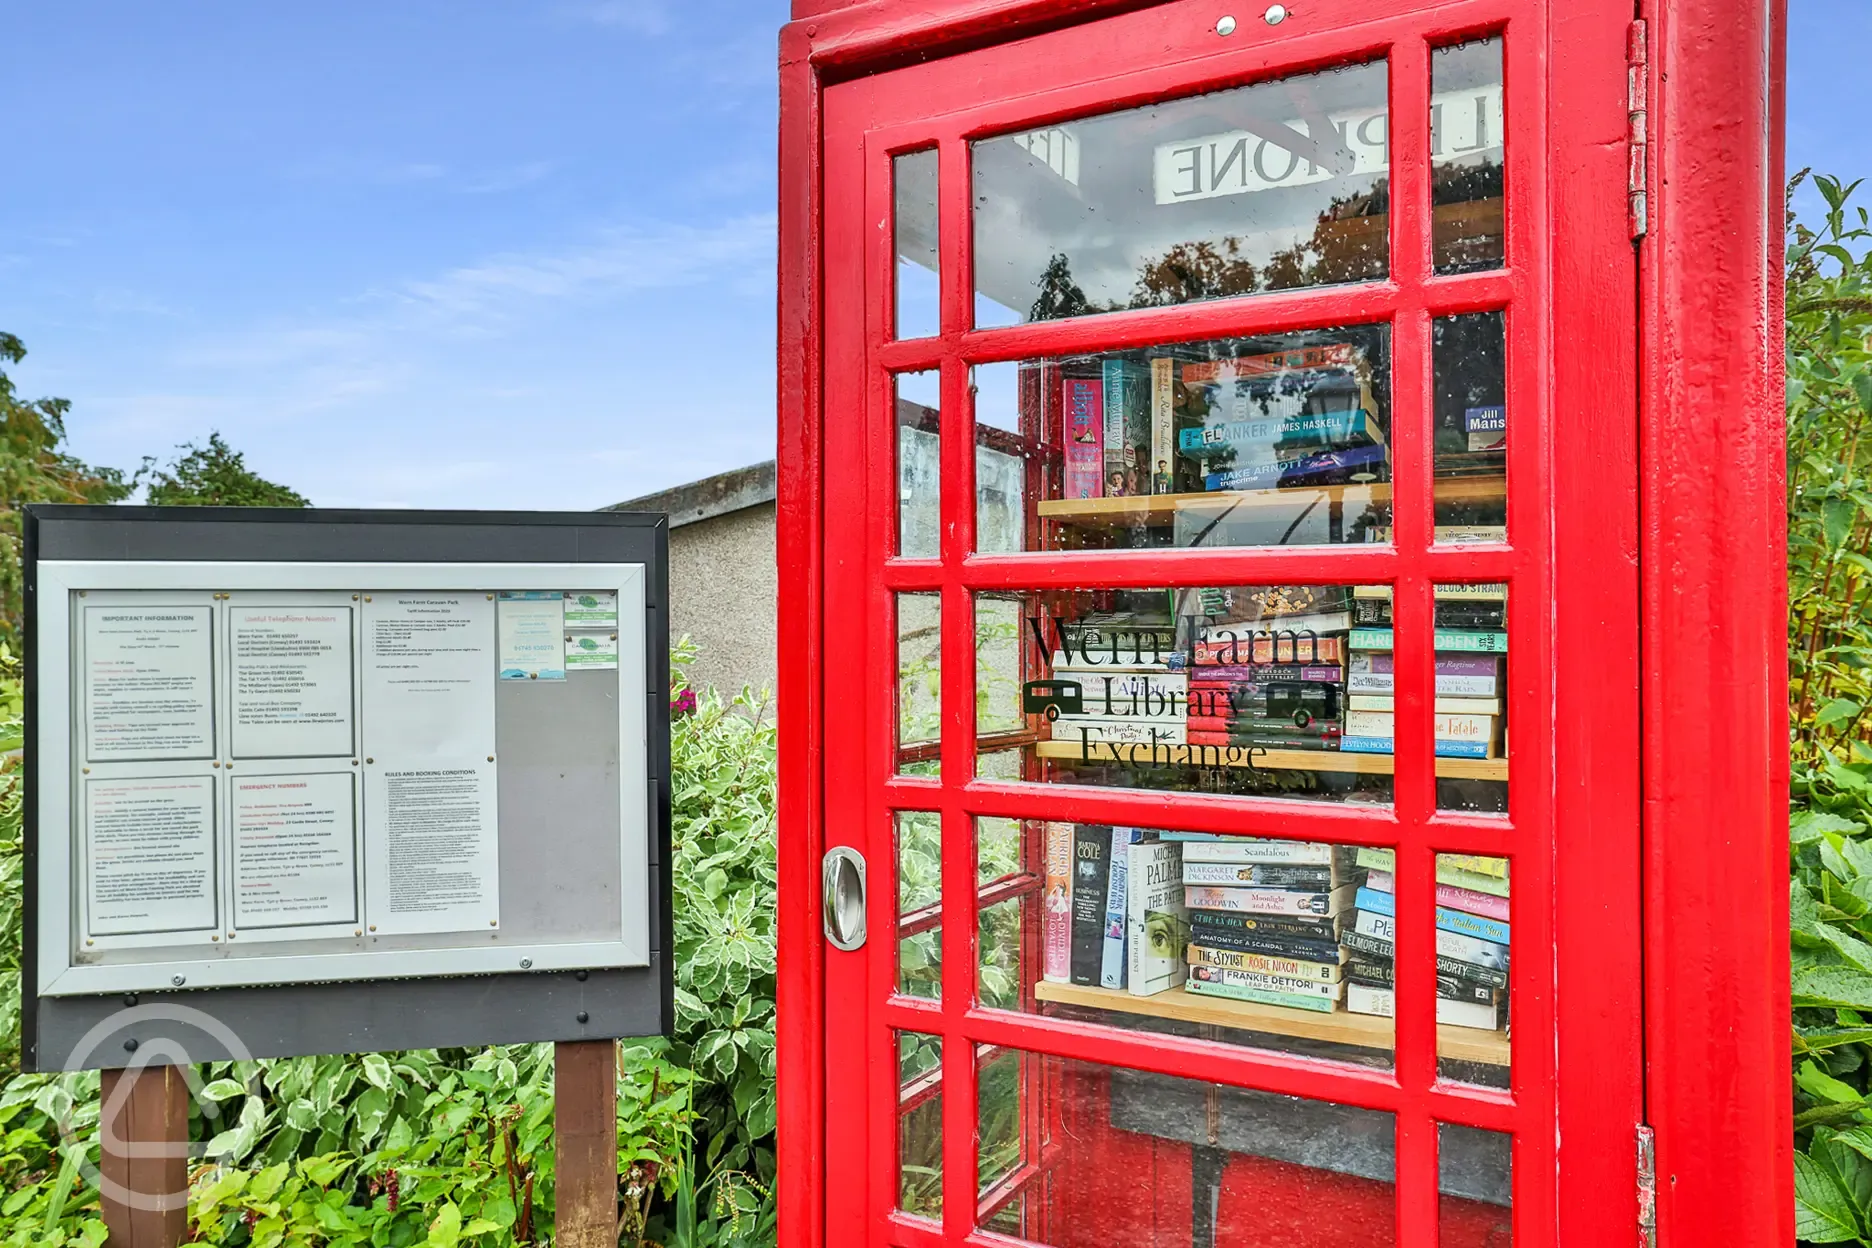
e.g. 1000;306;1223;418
0;4;1851;509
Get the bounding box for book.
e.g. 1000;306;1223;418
1362;870;1510;922
1349;598;1507;629
1354;887;1511;946
1184;975;1339;1012
1188;907;1340;944
1188;943;1344;983
1172;661;1344;683
1186;962;1345;1001
1355;846;1509;880
1181;861;1334;888
1339;927;1509;990
1202;444;1387;493
1069;825;1114;986
1346;694;1502;715
1344;982;1500;1030
1101;359;1150;497
1193;635;1345;666
1149;357;1175;496
1352;909;1509;971
1178;409;1386;457
1178;839;1343;865
1043;822;1072;984
1101;828;1146;989
1127;840;1188;996
1345;653;1501;697
1184;882;1356;916
1049;670;1188;717
1340;736;1494;759
1348;855;1510;899
1185;924;1342;963
1464;405;1506;452
1346;628;1509;654
1062;376;1103;500
1343;710;1498;747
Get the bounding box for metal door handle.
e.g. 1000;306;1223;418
822;847;867;951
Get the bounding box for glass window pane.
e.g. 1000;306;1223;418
1433;39;1506;274
1425;583;1509;812
897;592;941;776
972;327;1392;553
977;1047;1397;1246
977;1046;1024;1200
1433;312;1507;541
895;149;940;339
972;61;1390;327
897;811;943;1001
897;1031;943;1219
1440;1124;1513;1245
898;370;941;558
976;583;1395;803
976;821;1402;1070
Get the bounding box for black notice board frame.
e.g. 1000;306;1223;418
21;505;673;1071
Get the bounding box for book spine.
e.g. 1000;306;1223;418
1364;871;1510;922
1183;977;1339;1013
1055;670;1188;715
1344;672;1501;696
1069;825;1112;986
1186;908;1339;943
1187;963;1344;1001
1345;694;1502;716
1062;377;1103;500
1346;628;1510;654
1351;907;1510;968
1100;829;1137;989
1052;717;1189;745
1184;883;1351;916
1149;357;1174;495
1181;862;1333;888
1188;943;1342;982
1101;359;1135;497
1127;841;1187;997
1338;928;1509;990
1042;821;1072;983
1338;735;1493;759
1177;840;1337;865
1185;925;1342;962
1342;711;1498;745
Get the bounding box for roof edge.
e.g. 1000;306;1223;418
604;460;776;529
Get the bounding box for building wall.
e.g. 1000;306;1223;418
667;501;777;707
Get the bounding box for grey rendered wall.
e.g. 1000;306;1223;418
668;502;776;707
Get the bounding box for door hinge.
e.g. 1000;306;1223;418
1627;19;1650;240
1637;1124;1657;1247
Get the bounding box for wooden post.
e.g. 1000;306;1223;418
98;1064;189;1248
554;1039;618;1248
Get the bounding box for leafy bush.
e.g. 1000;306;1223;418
1789;174;1872;1244
0;642;779;1244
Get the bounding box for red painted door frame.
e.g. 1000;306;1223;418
775;2;1792;1246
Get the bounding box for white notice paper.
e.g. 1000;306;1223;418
86;776;217;936
364;762;500;935
230;606;356;758
497;592;566;681
231;773;358;929
362;594;496;759
84;605;215;761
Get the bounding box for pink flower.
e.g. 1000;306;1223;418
672;688;697;718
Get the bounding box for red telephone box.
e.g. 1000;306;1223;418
775;3;1790;1247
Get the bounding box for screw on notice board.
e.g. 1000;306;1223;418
520;958;534;970
576;1011;590;1024
123;1038;138;1052
170;975;185;987
576;970;589;982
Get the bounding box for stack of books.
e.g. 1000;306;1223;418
1045;618;1185;747
1339;847;1510;1031
1175;586;1351;751
1046;824;1190;998
1175;836;1355;1012
1340;585;1507;758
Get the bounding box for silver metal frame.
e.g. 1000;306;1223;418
35;560;651;997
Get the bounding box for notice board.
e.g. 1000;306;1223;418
21;506;672;1071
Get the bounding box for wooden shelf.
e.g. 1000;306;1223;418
1035;475;1506;526
1032;980;1510;1068
1033;739;1508;782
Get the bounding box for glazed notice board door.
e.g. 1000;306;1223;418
820;1;1639;1245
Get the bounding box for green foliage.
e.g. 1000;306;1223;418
0;642;778;1244
0;334;134;646
1794;174;1872;1244
138;431;310;508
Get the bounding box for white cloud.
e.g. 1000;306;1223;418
561;2;671;35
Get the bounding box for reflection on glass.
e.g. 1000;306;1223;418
971;327;1393;552
1433;312;1507;539
1440;1124;1513;1244
977;596;1027;735
977;1047;1024;1208
1433;39;1506;273
898;371;941;558
978;1048;1398;1246
978;816;1024;884
895;149;940;339
897;812;942;1000
897;592;941;776
897;1031;943;1218
972;62;1390;327
1427;583;1509;813
1433;852;1511;1083
977;584;1393;803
